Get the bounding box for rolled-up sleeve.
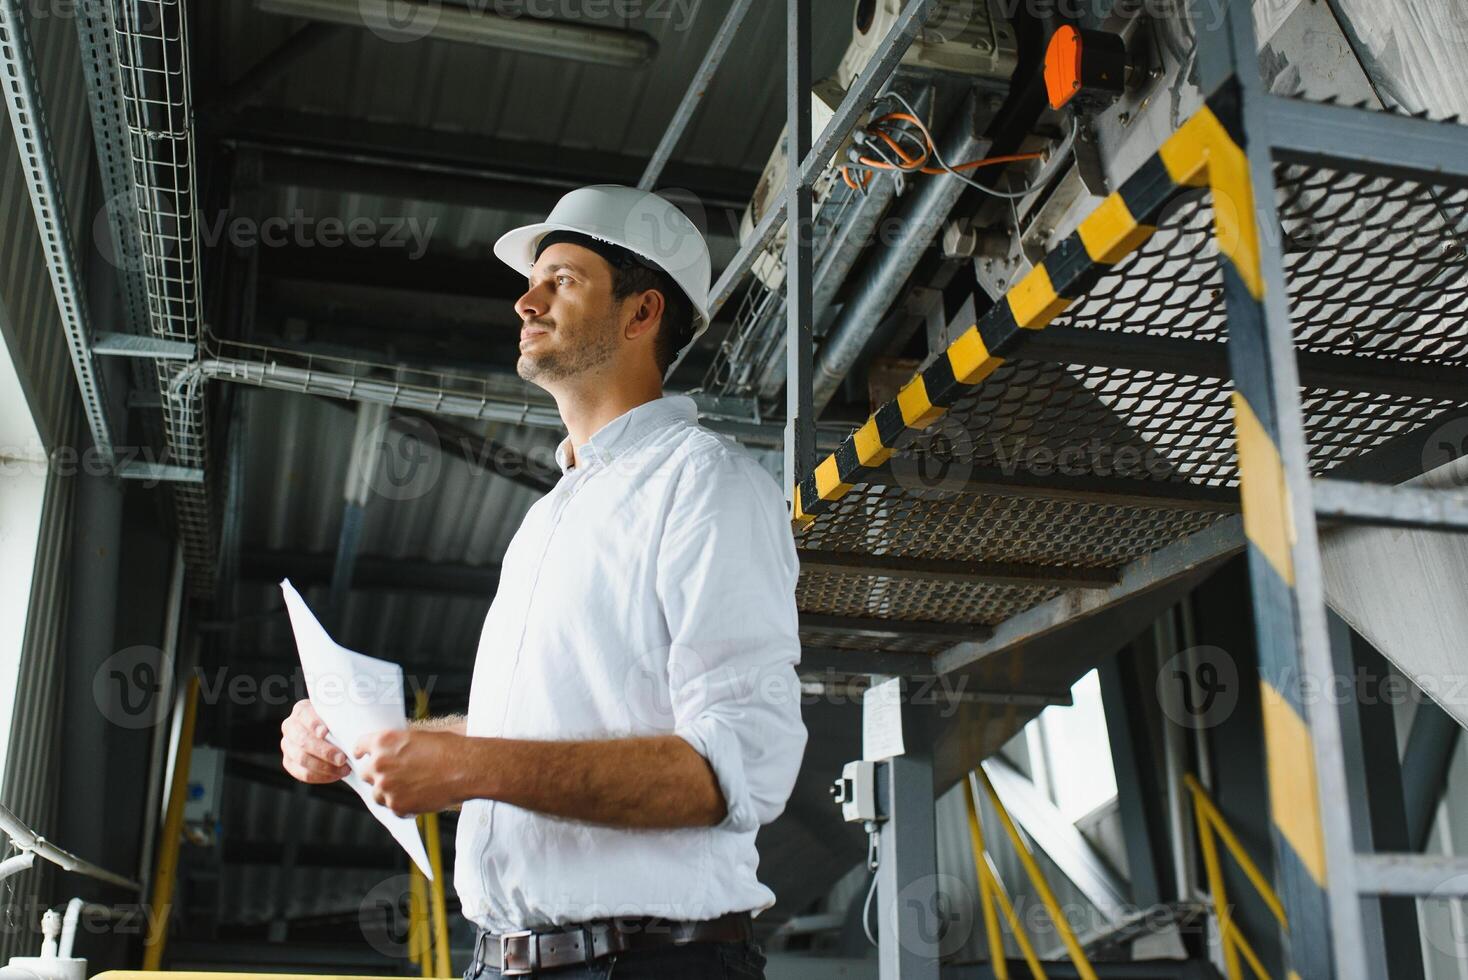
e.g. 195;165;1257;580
656;447;808;834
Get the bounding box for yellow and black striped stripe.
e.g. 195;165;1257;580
791;101;1228;530
1200;86;1334;978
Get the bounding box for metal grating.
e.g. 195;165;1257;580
799;570;1060;629
797;158;1468;631
1055;165;1468;364
799;486;1227;571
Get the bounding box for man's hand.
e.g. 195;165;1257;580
353;729;467;817
281;699;351;784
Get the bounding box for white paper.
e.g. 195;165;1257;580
862;676;906;761
279;578;433;878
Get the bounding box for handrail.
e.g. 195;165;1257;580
143;675;202;969
967;767;1098;980
1184;774;1288;980
412;690;453;978
965;774;1045;978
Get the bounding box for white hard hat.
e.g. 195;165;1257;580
493;184;712;378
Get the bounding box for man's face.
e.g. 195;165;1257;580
513;242;623;386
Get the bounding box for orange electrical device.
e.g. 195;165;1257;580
1044;25;1127;111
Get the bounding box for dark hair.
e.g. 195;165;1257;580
534;230;697;376
609;262;696;377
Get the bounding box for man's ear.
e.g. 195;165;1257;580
623;288;666;342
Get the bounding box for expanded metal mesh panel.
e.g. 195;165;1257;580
800;484;1226;569
797;161;1468;631
1056;165;1468;365
1280;166;1468;364
798;570;1058;628
903;359;1230;485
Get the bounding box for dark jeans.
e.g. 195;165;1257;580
463;939;767;979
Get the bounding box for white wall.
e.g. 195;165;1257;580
0;313;48;781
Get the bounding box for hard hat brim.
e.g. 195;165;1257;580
493;221;711;334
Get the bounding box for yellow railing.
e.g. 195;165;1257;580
1184;774;1287;980
137;685;455;975
965;767;1098;980
143;676;201;970
411;690;453;978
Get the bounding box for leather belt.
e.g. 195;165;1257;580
471;911;753;976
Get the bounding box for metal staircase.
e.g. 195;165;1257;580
776;1;1468;976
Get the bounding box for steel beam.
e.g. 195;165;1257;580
93;332;196;360
797;549;1118;588
1314;479;1468;532
1264;95;1468;189
1355;855;1468;897
801;612;991;641
1021;325;1468;400
638;0;755;191
934;516;1243;674
868;462;1240;512
0;0;115;460
204;107;758;216
116;462;206;484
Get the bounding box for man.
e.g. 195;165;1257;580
281;185;808;979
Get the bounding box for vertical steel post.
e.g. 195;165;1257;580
783;0;815;507
1192;0;1368;974
866;685;940;980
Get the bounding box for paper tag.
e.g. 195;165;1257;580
862;676;906;761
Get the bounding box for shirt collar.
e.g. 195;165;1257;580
553;394;699;474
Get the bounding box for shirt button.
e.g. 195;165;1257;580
480;814;489;827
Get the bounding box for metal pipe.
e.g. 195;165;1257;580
0;805;139;891
639;0;756;190
59;898;84;959
810;89;988;413
0;851;35;883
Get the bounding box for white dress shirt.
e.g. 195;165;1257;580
453;393;808;933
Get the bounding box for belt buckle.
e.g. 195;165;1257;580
500;930;535;976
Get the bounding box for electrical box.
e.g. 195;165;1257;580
830;759;879;823
838;0;1019;88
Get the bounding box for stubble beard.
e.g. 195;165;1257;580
516;308;622;384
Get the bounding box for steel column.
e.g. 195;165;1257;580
784;0;815;504
874;719;940;978
1332;618;1425;979
1194;0;1367;974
